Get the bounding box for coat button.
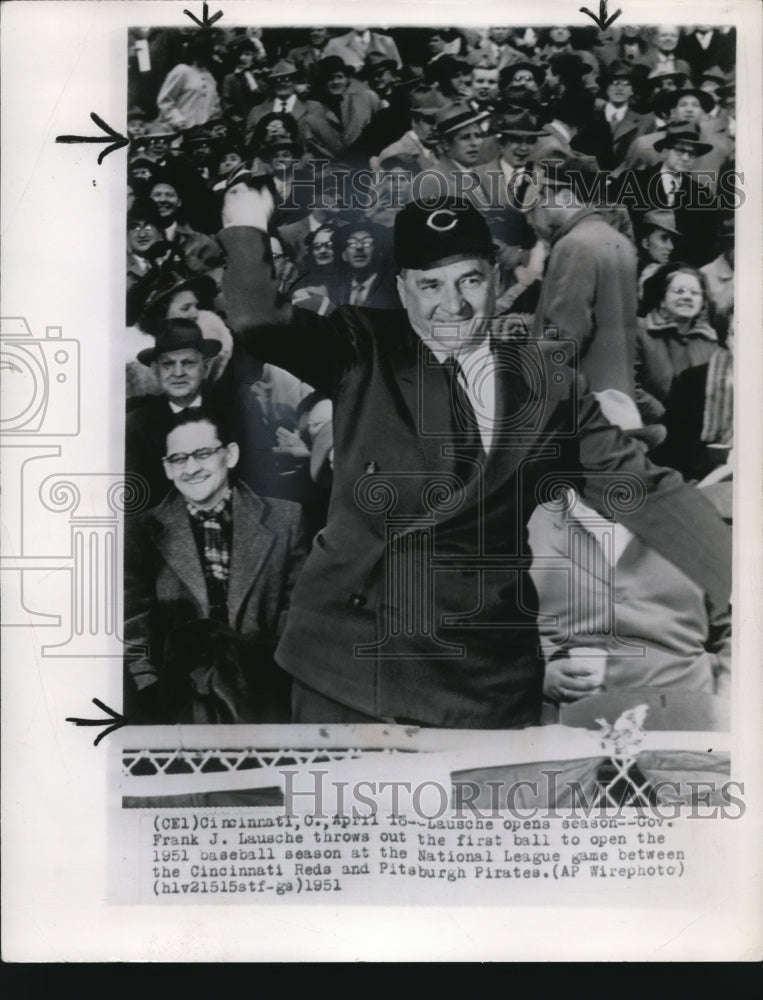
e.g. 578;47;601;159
364;461;378;474
350;593;367;608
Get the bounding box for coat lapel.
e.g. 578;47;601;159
151;493;209;615
227;485;275;625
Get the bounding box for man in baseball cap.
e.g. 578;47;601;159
216;179;731;730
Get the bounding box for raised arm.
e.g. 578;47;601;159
218;180;358;393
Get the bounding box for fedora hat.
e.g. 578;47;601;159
137;318;221;367
603;59;637;85
268;59;298;79
431;101;491;138
641;209;681;237
496;109;549;138
501;60;546;88
140;267;217;315
358;50;398;79
653;120;714;156
660;86;716;115
647;66;688;89
408;87;448;114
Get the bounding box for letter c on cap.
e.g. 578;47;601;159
426;209;458;232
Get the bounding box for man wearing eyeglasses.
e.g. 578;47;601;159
124;405;305;724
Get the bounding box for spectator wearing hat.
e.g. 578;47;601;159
125;318;229;509
217;180;731;728
642;26;693;79
286;28;333;85
126;196;173;294
636;208;682;294
700;215;734;324
614;121;719;267
416;101;492;199
154;32;222;133
358;50;399;105
127;106;148;140
635;262;721;421
499;60;546;102
369;87;446;171
221;39;265;121
426;54;474;102
531;156;640;398
299;56;382;161
529;388;731;707
323;27;402;73
350;66;432;161
594;60;651;169
149;175;222;275
244;60;309;143
124;405;306;724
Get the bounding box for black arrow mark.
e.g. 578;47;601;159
56;112;129;165
66;698;127;746
580;0;622;30
184;2;224;28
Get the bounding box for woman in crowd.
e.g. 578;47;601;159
126;269;232;401
290;224;344;315
635;262;721;422
154;32;223;133
652;309;734;483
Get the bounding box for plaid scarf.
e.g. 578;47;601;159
187;490;233;621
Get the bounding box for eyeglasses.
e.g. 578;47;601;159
129;221;158;232
162;445;225;467
346;237;374;249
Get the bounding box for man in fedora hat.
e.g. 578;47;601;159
415;101;492;199
369;87;447;171
357;50;399;104
636;208;682;290
594;60;651;168
299;56;382;161
125;318;228;509
474;108;547;210
216;178;731;728
531;155;640;399
614;120;720;266
124;405;306;724
245;59;309;143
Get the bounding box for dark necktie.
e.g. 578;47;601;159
445;357;486;483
